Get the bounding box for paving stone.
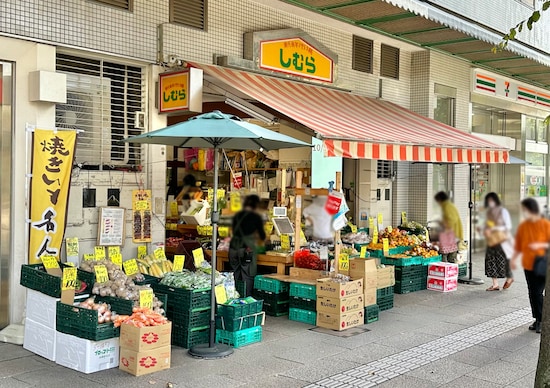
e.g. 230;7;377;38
466;360;535;385
406;359;477;383
507;371;536;388
377;375;437;388
0;357;49;379
447;375;502;388
282;358;361;383
448;344;510;366
0;378;31;388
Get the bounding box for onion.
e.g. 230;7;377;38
104;316;111;323
98;305;106;314
100;289;108;297
98;316;105;324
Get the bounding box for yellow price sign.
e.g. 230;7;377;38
368;217;374;229
377;213;383;226
173;255;185;272
401;211;407;224
137;246;147;259
66;237;79;257
135;200;149;211
372;232;378;245
108;246;120;257
61;267;78;291
110;253;123;268
382;238;390;255
215;284;228;304
388;226;393;233
281;235;291;251
41;255;60;269
338;253;349;271
94;265;109;283
360;246;368;258
230;192;242;212
139;289;154;309
94;246;106;261
192;248;205;267
123;259;139;276
65;262;75;267
83;253;95;261
351;224;358;233
154;247;166;260
170;201;179;217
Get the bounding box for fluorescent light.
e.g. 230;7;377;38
225;98;276;124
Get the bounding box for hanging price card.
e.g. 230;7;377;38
170;201;179;217
192;248;205;267
83;253;95;261
66;237;79;257
425;229;430;242
338;253;349;271
372;233;378;245
382;238;390;255
110;253;123;268
173;255;185;272
139;289;154;309
123;259;139;276
368;217;374;229
401;211;407;224
351;224;358;233
281;235;291;251
230;192;242;212
94;265;109;283
108;246;121;257
137;246;147;259
154;247;166;260
215;284;228;304
62;267;78;291
94;246;106;261
377;213;383;226
360;246;368;258
41;255;60;270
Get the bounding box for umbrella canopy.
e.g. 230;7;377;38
126;110;310;150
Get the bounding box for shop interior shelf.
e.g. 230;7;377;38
289;307;317;325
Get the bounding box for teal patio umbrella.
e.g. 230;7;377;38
126;111;310;358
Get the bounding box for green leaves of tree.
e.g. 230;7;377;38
495;2;550;51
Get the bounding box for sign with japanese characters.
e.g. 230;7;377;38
158;70;189;113
132;189;152;243
29;129;76;264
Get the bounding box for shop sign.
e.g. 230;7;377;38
29;129;76;264
158;68;203;114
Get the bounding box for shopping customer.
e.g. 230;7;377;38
434;192;464;263
511;198;550;333
483;192;514;291
229;195;266;297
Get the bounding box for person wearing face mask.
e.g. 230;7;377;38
511;198;550;334
483;193;514;291
434;192;464;263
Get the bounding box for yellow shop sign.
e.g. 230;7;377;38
158;70;189;113
259;38;334;83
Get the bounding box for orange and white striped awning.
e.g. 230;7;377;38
192;63;509;164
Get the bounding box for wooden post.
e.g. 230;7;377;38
294;171;303;267
280;168;287;207
334;172;342;275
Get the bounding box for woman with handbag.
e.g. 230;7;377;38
484;193;514;291
435;192;464;263
511;198;550;334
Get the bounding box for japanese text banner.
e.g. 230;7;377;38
29;129;76;264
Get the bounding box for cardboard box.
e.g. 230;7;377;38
316;294;364;314
26;289;59;329
427;276;458;292
316;278;363;299
316;310;365;331
23;318;56;361
55;332;119;374
119;345;171;376
428;262;459;279
180;200;210;225
377;266;395;288
120;322;172;352
349;259;377;280
364;288;377;307
289;267;325;280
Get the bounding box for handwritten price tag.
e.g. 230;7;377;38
338;253;350;271
372;232;378;245
123;259;139;276
83;253;95;261
139;289;154;309
351;224;358;233
137;246;147;259
377;213;383;226
281;235;291;251
173;255;185;272
95;246;106;261
108;246;120;257
41;255;60;269
388;226;393;233
360;246;368;258
94;265;109;283
215;284;227;304
192;248;205;268
401;211;407;224
62;267;78;291
154;247;165;260
66;237;79;257
382;238;390;255
110;253;122;268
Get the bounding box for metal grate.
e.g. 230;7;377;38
55;53;146;168
352;35;373;74
377;160;394;179
380;44;400;79
170;0;208;31
93;0;134;11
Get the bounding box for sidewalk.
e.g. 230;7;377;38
0;255;540;388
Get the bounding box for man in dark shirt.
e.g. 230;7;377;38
229;195;266;296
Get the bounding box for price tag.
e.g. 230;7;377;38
215;284;228;304
170;201;179;217
108;246;120;257
138;246;147;259
110;253;123;268
41;255;60;270
83;253;95;261
94;265;109;283
373;232;378;245
360;246;368;258
377;213;383;226
62;267;78;291
281;235;291;251
230;192;242;212
382;238;390;255
154;247;166;260
123;259;139;276
139;289;154;309
65;262;75;267
388;226;393;233
66;237;79;257
173;255;185;272
192;248;205;267
351;224;358;233
136;200;149;211
368;217;374;229
338;253;349;271
401;211;407;224
94;246;106;261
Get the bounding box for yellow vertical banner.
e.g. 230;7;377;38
132;190;152;243
29;130;77;264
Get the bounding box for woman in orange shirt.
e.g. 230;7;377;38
511;198;550;334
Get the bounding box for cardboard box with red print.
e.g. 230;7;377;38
428;262;459;279
119;345;171;376
427;276;458;292
120;322;172;352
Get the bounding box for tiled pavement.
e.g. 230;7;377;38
0;255;542;387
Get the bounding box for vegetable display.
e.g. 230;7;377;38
78;297;113;324
294;249;324;270
113;307;168;328
136;254;173;278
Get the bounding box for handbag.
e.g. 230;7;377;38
487;229;509;247
439;229;458;254
533;253;547;278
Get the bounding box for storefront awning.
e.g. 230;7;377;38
192;63;509;164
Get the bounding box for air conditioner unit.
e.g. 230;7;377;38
56;73;114;166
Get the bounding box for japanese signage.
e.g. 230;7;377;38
29;129;76;264
132;189;152;243
158;68;203;114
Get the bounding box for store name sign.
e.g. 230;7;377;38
158;68;203;114
473;70;550;109
244;29;338;83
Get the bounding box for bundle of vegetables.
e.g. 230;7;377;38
160;269;222;289
113;307;168;328
294;249;324;270
407;242;439;258
77;297;114;324
136;254;173;278
342;231;371;244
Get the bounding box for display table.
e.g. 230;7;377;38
209;250;294;275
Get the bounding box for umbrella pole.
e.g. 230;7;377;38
189;146;233;359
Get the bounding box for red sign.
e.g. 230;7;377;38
324;191;342;215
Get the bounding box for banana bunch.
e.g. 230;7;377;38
136;254;173;278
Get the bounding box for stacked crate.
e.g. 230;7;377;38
393;264;428;294
253;276;290;316
316;278;364;331
427;262;459;292
458;263;467;277
216;299;264;348
376;286;394;311
289;283;317;325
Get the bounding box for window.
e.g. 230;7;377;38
170;0;207;30
94;0;133;11
434;96;455;127
55;53;146;168
377;160;395;179
352;36;373;74
380;44;399;79
525;116;548;143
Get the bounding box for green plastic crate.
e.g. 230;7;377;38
458;263;467;277
364;304;380;324
152;283;211;312
369;246;410;259
289;296;316;312
395;265;428;282
134;274;161;286
217;299;264;320
254;276;289;294
377;294;394;311
381;255;423;266
168;307;211;329
235;280;246;297
20;264;74;298
394;280;426;294
56;301;120;341
253;290;290;316
216;326;262;348
216;312;265;331
422;255;442;265
172;324;210;349
77;269;96;293
289;283;316;300
376;286;394;298
289;308;317;325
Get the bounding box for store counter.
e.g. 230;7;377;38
208;250;294;275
